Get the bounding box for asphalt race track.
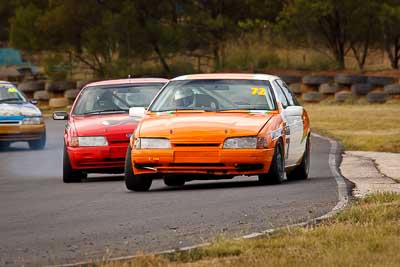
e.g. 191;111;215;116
0;120;339;266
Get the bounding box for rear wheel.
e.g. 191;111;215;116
287;137;310;181
259;141;285;185
28;132;46;150
164;177;185;187
63;145;86;183
125;145;152;191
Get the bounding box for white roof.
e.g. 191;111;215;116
171;73;280;82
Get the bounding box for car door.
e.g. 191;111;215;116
273;79;302;166
275;79;305;165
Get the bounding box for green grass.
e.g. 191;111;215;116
96;193;400;267
304;101;400;152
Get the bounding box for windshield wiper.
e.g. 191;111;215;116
216;108;271;112
154;108;215;112
82;109;128;115
0;98;24;103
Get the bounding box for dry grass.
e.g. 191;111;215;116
304;101;400;152
93;193;400;267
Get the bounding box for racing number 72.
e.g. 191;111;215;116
251;87;266;96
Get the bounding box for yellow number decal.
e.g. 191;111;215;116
250;87;266;96
8;87;17;93
251;87;258;95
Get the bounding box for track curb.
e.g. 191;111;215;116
49;133;351;267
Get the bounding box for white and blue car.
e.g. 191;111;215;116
0;81;46;149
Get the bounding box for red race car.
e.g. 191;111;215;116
53;78;168;183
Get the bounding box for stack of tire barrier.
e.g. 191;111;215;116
282;74;399;103
281;75;302;96
18;80;45;99
301;75;333;102
46;81;76;108
334;75;398;103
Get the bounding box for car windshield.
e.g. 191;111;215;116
149;79;276;112
0;83;26;103
73;83;165;115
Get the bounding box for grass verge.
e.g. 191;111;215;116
304;101;400;152
95;193;400;267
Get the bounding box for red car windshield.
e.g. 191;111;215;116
73;83;164;115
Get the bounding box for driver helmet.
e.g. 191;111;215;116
174;87;194;107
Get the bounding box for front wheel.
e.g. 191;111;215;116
63;145;86;183
259;141;285;185
125;145;152;191
28;132;46;150
287;136;310;181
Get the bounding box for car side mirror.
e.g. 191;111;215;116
53;111;69;120
29;99;38;105
129;107;146;118
285;106;303;116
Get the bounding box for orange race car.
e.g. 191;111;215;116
125;74;310;191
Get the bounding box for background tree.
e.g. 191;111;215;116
380;0;400;69
347;0;381;70
278;0;354;69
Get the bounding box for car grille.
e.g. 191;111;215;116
0;120;21;125
173;143;220;147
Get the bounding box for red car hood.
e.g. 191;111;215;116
72;113;138;142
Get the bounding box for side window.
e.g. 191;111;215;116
273;80;289;108
276;79;299;106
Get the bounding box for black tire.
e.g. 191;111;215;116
367;76;396;86
335;91;352;102
384;84;400;95
319;83;339;94
124;145;152;191
46;81;77;92
334;74;366;85
164;177;185;187
18;81;45;93
287;137;310;181
63;145;86;183
259;141;285;185
351;83;374;96
28;132;46;150
281;75;302;84
367;92;387;103
33;90;49;100
289;83;302;94
302;75;333;86
302;92;322;102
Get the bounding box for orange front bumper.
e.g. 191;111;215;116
132;147;274;176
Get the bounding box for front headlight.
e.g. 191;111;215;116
70;136;108;147
134;138;171;149
223;136;267;149
22;117;43;125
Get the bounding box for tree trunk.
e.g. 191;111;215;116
213;44;220;71
152;42;170;75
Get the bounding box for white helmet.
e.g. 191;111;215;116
174;88;194;101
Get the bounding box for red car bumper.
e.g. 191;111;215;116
67;143;129;172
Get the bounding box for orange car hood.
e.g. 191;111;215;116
139;112;275;142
